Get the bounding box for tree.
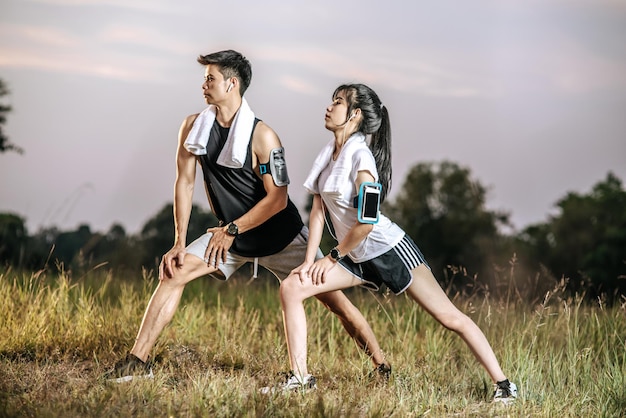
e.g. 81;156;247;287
80;223;141;273
518;172;626;300
0;79;23;154
139;203;219;269
0;213;27;266
385;161;511;291
23;226;59;271
52;224;95;272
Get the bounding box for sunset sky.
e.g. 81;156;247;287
1;0;625;235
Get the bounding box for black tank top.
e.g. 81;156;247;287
197;119;303;257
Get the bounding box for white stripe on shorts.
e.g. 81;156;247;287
393;235;426;273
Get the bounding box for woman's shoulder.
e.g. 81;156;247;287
351;146;376;165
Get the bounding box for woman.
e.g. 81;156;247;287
276;83;517;403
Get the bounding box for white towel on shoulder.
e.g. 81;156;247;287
183;97;256;168
304;133;370;197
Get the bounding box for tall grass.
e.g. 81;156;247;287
0;262;624;417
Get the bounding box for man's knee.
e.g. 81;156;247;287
279;275;302;303
158;266;200;289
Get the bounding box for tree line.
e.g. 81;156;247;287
1;162;624;304
0;204;218;278
386;163;625;304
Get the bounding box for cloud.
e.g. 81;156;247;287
98;25;196;56
25;0;191;15
0;23;80;48
549;41;626;94
255;43;499;98
278;75;320;96
0;45;169;83
0;21;187;82
0;45;170;83
0;23;87;73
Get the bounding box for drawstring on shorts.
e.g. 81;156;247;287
252;257;259;279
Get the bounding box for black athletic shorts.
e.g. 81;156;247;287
337;234;430;295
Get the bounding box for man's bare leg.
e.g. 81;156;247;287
130;257;216;362
315;290;388;368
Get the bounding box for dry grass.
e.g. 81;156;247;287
0;264;625;417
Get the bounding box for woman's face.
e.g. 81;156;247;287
324;90;351;131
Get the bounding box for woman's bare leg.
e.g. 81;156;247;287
280;268;361;378
405;264;507;382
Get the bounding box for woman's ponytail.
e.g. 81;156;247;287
369;105;392;202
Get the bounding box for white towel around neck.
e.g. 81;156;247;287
303;133;371;197
183;97;256;168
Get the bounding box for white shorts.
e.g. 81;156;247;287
186;226;322;281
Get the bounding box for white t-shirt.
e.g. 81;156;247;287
315;140;404;263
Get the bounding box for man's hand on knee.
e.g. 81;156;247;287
159;246;187;279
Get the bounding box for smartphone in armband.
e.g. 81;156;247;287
357;182;382;224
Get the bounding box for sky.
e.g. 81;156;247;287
1;0;625;236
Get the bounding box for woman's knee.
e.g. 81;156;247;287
438;311;472;333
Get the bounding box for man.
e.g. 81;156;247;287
104;50;389;385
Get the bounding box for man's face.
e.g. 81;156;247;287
202;65;231;104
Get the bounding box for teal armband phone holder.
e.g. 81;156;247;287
356;182;382;224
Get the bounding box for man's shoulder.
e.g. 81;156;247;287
184;113;201;126
252;120;280;145
252;119;271;134
176;113;202;143
177;113;201;133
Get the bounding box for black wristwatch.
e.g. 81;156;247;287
226;222;239;236
329;247;343;262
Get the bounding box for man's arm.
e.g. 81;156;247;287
233;121;289;232
160;114;198;279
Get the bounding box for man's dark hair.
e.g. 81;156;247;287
197;50;252;96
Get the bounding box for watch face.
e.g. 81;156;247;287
330;248;340;260
227;222;238;235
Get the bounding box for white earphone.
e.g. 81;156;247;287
226;82;234;92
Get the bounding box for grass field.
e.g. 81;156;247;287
0;264;625;417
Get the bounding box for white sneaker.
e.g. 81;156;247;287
493;379;518;404
260;371;317;394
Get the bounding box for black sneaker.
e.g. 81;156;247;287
493;379;518;404
103;353;154;383
369;363;392;381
